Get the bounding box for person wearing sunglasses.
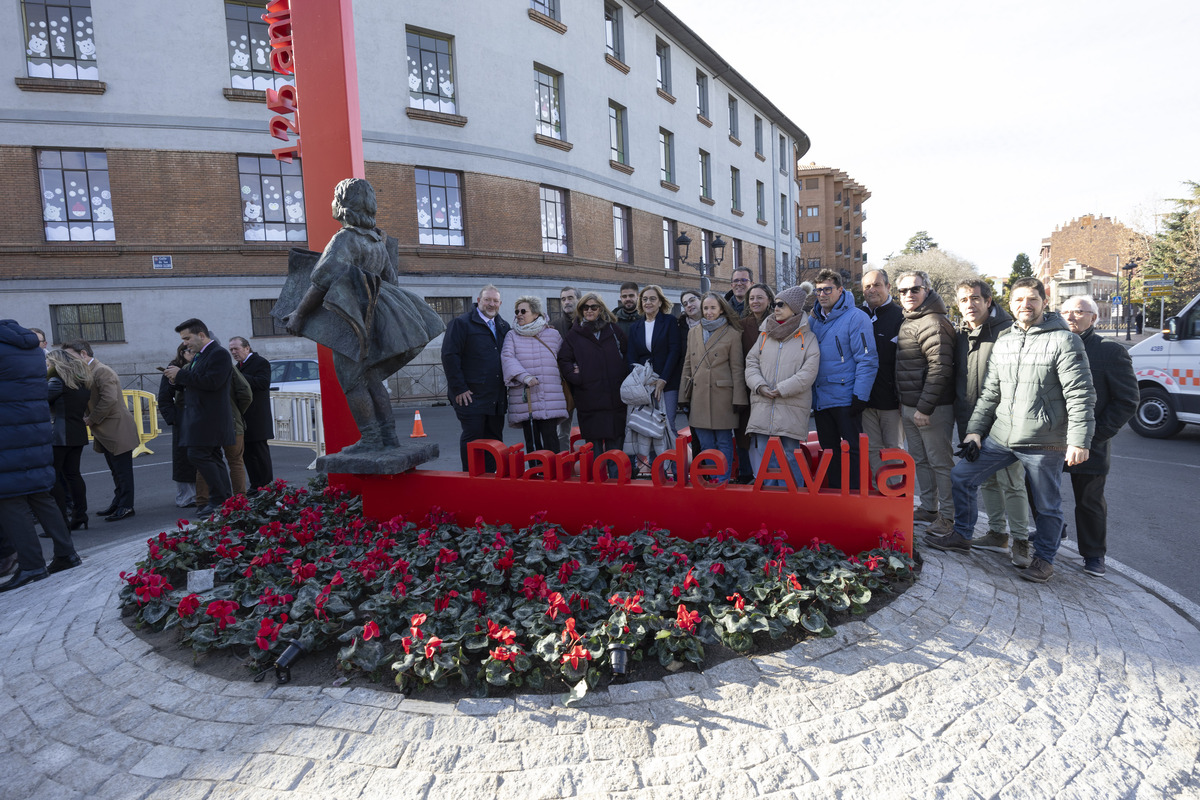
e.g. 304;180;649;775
501;296;568;454
558;293;629;467
807;269;879;490
744;282;820;486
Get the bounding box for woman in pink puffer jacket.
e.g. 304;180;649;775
502;295;569;452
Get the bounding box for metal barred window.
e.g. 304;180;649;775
50;303;123;344
426;296;471;326
250;299;288;337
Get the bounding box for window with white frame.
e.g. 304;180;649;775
22;0;98;80
695;71;708;118
415;167;464;246
238;155;306;242
662;218;677;270
754;116;763;156
608;101;628;164
807;231;820;243
406;28;456;113
226;2;285;91
531;0;558;20
699;150;711;199
534;65;563;139
779;134;789;174
604;2;623;61
38;149;113;242
730;167;741;212
730;238;742;271
50;303;123;344
808;259;821;270
655;39;671;93
755;181;765;221
728;95;739;139
807;206;819;217
613;204;631;263
659;128;674;183
540;186;568;253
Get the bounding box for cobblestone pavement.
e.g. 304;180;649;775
2;527;1198;800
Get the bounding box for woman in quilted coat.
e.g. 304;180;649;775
501;296;568;453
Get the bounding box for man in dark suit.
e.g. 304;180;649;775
441;285;510;470
164;318;234;515
229;336;274;492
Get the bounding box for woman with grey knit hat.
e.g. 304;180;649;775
744;281;822;486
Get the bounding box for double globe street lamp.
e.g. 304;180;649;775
675;231;725;295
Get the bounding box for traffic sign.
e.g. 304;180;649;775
1112;295;1121;305
1144;279;1175;288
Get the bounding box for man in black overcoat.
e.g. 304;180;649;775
441;285;510;470
230;336;274;491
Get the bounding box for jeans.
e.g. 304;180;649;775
693;428;734;483
749;433;805;487
951;437;1066;563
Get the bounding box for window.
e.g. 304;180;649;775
756;181;765;221
730;167;741;212
835;191;842;202
807;206;819;217
545;297;562;319
251;299;288;337
415;168;464;246
531;0;558;20
540;186;568;253
534;66;563;139
780;194;788;232
779;135;789;174
659;128;675;183
50;303;122;344
808;259;821;270
406;29;456;113
613;204;631;263
836;242;843;253
695;71;708;118
655;39;671;93
23;0;98;80
698;150;711;199
604;3;623;61
730;238;742;271
608;101;628;164
38;149;113;242
806;178;819;190
426;296;472;326
754;116;763;156
807;232;820;243
758;245;766;283
238;155;306;242
226;2;284;91
699;230;712;265
662;218;677;270
728;95;739;139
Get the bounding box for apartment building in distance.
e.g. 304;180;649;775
793;163;870;285
0;0;809;391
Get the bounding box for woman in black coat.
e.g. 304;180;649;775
46;349;92;529
558;292;629;462
158;343;197;508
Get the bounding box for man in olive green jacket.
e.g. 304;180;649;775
929;278;1095;584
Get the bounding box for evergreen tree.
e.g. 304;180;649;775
1150;181;1199;317
902;231;937;255
1001;252;1033;308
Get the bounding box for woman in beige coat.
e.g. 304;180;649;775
680;292;746;483
745;283;821;486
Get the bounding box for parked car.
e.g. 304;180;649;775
270;358;322;394
1128;291;1200;438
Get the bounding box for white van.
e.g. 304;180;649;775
1127;292;1200;438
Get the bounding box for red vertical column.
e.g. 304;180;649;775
289;0;363;454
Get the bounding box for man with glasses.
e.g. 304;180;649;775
808;269;878;490
860;269;904;489
895;270;957;535
442;285;510;471
29;328;48;350
724;266;753;316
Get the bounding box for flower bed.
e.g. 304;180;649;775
119;477;917;702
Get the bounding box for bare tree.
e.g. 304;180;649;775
886;248;980;298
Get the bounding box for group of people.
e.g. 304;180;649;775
0;319;276;591
441;266;1138;585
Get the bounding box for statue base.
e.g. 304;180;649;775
316;441;439;475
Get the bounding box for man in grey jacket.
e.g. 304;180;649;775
929;278;1095;584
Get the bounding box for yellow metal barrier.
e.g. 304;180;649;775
85;389;161;458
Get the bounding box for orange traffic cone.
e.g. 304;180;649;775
410;409;427;438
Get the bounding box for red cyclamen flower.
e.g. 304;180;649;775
545;592;570;620
177;594;200;617
675;604;700;633
363;620;380;640
561;644;591;670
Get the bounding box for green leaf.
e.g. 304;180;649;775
800;608;827;634
561;678;588;707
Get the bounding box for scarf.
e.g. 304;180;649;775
766;313;806;341
514;315;548;337
700;316;726;342
685;316;701;329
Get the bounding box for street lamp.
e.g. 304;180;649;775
1122;260;1136;341
675;231;725;294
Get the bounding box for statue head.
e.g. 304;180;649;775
332;178;377;229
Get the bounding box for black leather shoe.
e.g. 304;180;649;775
95;503;118;517
47;554;83;574
0;568;49;592
195;505;216;516
105;507;136;522
0;553;18;578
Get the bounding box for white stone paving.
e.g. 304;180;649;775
1;531;1198;799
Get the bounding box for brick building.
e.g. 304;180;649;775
0;0;809;390
1036;214;1141;286
793;164;870;285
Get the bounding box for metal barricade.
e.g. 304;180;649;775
270;391;325;467
88;389;161;458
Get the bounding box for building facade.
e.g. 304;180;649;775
793;163;869;286
0;0;809;395
1036;214;1141;285
1045;258;1120;327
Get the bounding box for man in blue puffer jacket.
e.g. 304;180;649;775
0;319;81;591
807;269;879;489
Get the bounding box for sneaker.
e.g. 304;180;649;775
925;531;972;554
973;530;1010;553
1010;539;1033;568
913;508;940;523
1020;556;1054;583
926;516;955;536
1083;557;1106;577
